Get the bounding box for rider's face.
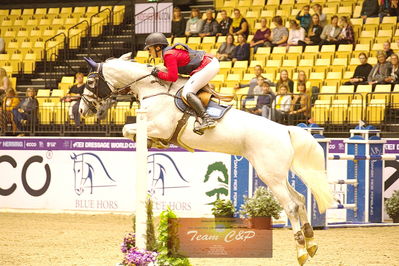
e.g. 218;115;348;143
149;46;158;58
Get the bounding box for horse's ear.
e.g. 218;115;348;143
83;57;98;70
71;153;76;160
119;52;132;61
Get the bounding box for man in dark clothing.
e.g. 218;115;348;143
217;10;232;36
232;34;250;62
66;72;85;127
12;88;38;131
199;10;219;37
344;53;373;87
249;81;275;117
361;0;380;18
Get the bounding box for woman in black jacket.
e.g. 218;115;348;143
171;7;186;37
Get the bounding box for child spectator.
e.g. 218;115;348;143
289;82;310;124
229;9;249;38
250;18;271;52
216;34;236;61
249;81;275;118
185;8;204;37
232;34;250;62
217;10;232;36
298;14;323;46
272;85;292;123
296;5;312;32
199;10;219;37
171;7;186;38
287;20;306;46
268;16;289;47
320;16;342;45
12;88;38;132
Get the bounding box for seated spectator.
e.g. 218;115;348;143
65;72;85;127
0;37;5;54
235;65;275;108
298;14;323;46
288;82;310;124
12;88;38;132
249;81;276;118
384;42;394;59
276;69;294;93
185;8;204;37
331;16;355;46
0;88;19;133
250;18;271;52
0;67;11;107
312;4;327;26
217;10;232;36
384;53;399;88
272;85;292;123
171;7;186;38
361;0;379;19
216;33;236;61
389;0;399;17
368;51;391;88
320;16;342;45
229;9;249;37
296;5;312;32
232;34;250;62
287;20;306;46
268;16;289;47
297;70;308;85
344;52;373;87
199;10;219;37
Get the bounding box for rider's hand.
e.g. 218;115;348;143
151;67;159;77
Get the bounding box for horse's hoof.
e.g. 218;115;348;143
297;246;308;265
305;238;318;257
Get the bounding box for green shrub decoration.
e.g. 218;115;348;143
385;190;399;219
211;199;235;217
240;186;283;219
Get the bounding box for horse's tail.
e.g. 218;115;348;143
288;126;334;213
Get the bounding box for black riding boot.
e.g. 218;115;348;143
186;92;216;132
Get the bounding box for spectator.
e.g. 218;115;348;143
0;37;5;54
0;67;11;106
66;72;85;127
0;88;19;133
185;8;204;37
312;4;327;26
229;9;249;37
384;42;394;59
332;16;355;46
276;69;294;93
389;0;399;17
361;0;380;19
298;70;308;84
296;5;312;32
217;10;232;36
250;18;271;52
171;7;186;38
216;33;236;61
268;16;289;47
199;10;219;37
298;14;323;46
272;85;292;123
249;81;276;118
320;16;342;45
231;34;250;62
287;20;306;46
253;76;266;102
288;82;310;124
12;88;38;133
344;52;373;87
367;50;391;88
235;65;275;108
385;53;399;88
380;0;391;18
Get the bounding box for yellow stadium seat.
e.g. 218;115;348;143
358;30;375;45
219;61;233;76
253;47;271;62
135;50;149;64
113;102;132;125
37;89;51;105
35;8;47;15
320;45;336;60
319;85;337;100
210;74;225;90
337;6;352;17
265;59;281;74
173;37;186;44
325;72;342;87
367;99;386;123
282;59;297;71
309;72;325;88
242;73;254;84
249;60;265;70
348;99;363;123
225;73;241;88
269;46;286;60
187;37;201;50
373;84;392;100
303;45;319;60
314;58;330;73
260;9;275;19
23;52;36;74
39;102;55;124
336;44;353;59
355;84;373;100
343;71;354;80
286;45;302;60
201;36;216;51
337;85;355;100
353;44;370;58
312;100;330;125
375;30;393;43
330;99;349;124
0;9;9;16
231;60;248;76
10;9;22;16
330;58;348;72
220;87;235;95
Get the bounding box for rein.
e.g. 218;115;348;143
142;92;181;101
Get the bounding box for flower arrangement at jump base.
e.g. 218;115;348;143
121;233;158;266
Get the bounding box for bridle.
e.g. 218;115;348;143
82;62;152;113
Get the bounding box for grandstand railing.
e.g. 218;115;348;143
44;32;67;89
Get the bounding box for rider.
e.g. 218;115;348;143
144;32;220;132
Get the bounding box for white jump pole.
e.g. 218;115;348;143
135;109;148;250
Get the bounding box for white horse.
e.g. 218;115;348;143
79;56;334;265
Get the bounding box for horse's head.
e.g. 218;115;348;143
71;153;92;195
79;53;154;118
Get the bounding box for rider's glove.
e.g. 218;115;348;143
151;67;159;77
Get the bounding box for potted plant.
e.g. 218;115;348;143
385;190;399;223
211;199;236;218
240;186;283;229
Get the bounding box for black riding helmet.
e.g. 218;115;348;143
144;33;169;50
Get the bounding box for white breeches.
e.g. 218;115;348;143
182;57;220;99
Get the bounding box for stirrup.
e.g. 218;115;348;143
193;119;205;135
